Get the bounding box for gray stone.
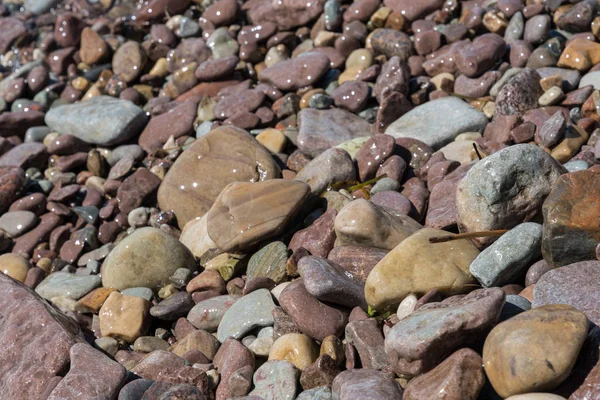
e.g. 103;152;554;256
248;360;300;399
296;148;356;195
297;108;372;158
45;96;148;146
470;223;543;287
0;210;36;237
533;261;600;325
332;369;403;400
578;70;600;90
35;272;101;301
563;160;589;172
150;292;195;320
298;256;366;309
121;287;154;302
187;295;239;332
297;385;332;400
371;178;400;195
490;68;522;97
385;97;488;150
504;12;524;43
24;0;61;15
24;126;51;143
217;289;276;342
538;67;581;91
456;144;565;246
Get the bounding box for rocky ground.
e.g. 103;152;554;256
0;0;599;399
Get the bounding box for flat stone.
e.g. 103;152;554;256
206;180;310;253
345;319;387;370
259;53;330;91
249;360;300;399
99;292;151;344
403;348;485;400
332;369;403;399
533;261;600;325
470;223;543;287
150;292;195;321
138;101;197;153
483;305;588;398
47;343;127;400
35;272;101;301
158;126;280;228
385;97;488;150
385;288;505;375
187;295;238;332
101;227;196;291
289;210;337;259
45;96;148;146
541;169;600;267
365;228;479;311
297;108;372;158
456;144;565;246
247;241;288;284
217;289;276;342
296;148;356;195
327;245;388;283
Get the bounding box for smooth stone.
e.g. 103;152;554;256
249;360;300;399
170;329;220;360
0;253;30;282
259;53;330;91
24;0;60;14
217;289;276;342
335;136;370;159
298;256;366;309
247;241;288;284
117;379;154;399
138;101;197;153
35;272;101;301
187;295;238;332
289;209;337;259
533;261;600;325
506;395;567;400
158;126;280;228
150;292;195;321
332;369;403;399
47;343;127;400
99;292;151;344
300;354;341;390
45;96;148;146
327;245;388;283
297;108;372;158
0;167;26;214
213;338;255;400
296;148;356;195
296;386;332;400
344;319;387;370
579;70;600;89
385;97;488;150
121;287;154;302
385;288;505;376
101;227;197;291
370;29;413;61
269;334;319;370
456;144;566;246
483;305;588;398
403;348;485;400
206;180;310;253
355;134;397;181
334;199;422;250
179;214;217;259
541;169;600;268
470;223;543;288
365;228;479;311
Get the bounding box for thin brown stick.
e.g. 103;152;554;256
473;143;483;160
429;230;509;243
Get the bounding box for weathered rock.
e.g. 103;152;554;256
187;295;238;332
332;369;403;399
99;292;151;343
296;148;356;195
249;360;300;399
217;289;276;342
289;210;336;259
495;69;544;117
345;319;387;370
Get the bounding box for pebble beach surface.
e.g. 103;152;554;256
0;0;599;399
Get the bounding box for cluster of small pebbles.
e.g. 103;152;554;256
1;0;600;399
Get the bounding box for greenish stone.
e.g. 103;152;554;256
247;241;289;284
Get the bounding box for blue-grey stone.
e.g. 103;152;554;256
0;210;36;237
563;160;589;172
470;223;543;287
249;360;300;400
117;379;154;400
297;386;332;400
187;295;239;332
35;272;101;301
385;97;488;149
371;177;400;195
217;288;276;342
537;67;581;91
121;287;154;302
578;70;600;89
504;12;524;43
24;0;61;14
24;126;51;143
45;96;148;146
107;144;144;166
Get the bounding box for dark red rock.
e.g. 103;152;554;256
13;212;62;257
289;209;337;258
0;17;26;54
0;166;25;213
0;111;46;138
213;338;255;400
138;100;197;153
355;134;396;182
116;168;162;214
300;354;341;390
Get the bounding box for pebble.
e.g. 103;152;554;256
217;289;276;342
150;291;195;320
495;69;544;117
269;333;319;370
0;210;36;237
0;253;31;282
296;147;356;195
35;271;101;301
259;53;330;91
99;291;151;343
247;241;288;283
332;369;403;399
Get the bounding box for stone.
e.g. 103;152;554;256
150;292;195;320
45;96;147;146
456;144;565;246
75;287;117;313
289;210;337;259
332;369;403;399
355;134;396;182
385;288;505;376
99;292;151;343
138;101;197;153
483;305;588;398
112;41;147;83
495;69;544;117
403;348;484;400
247;241;288;284
0;142;47;170
259;53;330;91
187;295;238;332
47;343;127;400
179;214;217;259
206;180;310;253
538;111;566;147
279;279;348;341
297;108;372;158
296;148;356;195
217;289;276;342
541;169;600;267
365;228;479;311
80;27;109;65
327;246;388;283
533;261;600;325
249;360;300;399
385;97;488;150
158;126;280;228
345;319;387;370
0;274;83;399
213;338;255;400
171;329;220;360
455;33;507;78
334;199;422;250
0;253;30;282
269;334;319;370
370;29;413;61
0;167;26;214
470;223;543;288
0;17;26;54
116;168;162;214
298;256;366;309
331;81;369;113
297;386;332;400
35;272;101;301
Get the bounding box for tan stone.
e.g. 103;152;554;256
158;126;281;228
99;292;151;343
149;57;169;78
319;335;345;367
71;77;90;91
540;74;563;92
338;66;363;84
206;179;310;253
256;129;287;154
300;89;325;109
483;304;588;398
334;199;422;250
269;333;319;370
0;253;30;282
439;140;477;165
365;228;479;310
557;38;600;71
345;48;373;70
179;214;217;258
80;27;109;65
171;329;220;360
75;287;117;313
550;125;589;163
